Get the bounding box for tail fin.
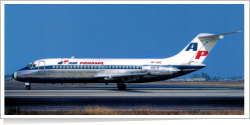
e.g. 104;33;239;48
170;31;241;65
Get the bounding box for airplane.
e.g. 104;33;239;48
12;31;241;90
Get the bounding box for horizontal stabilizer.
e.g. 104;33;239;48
198;31;241;41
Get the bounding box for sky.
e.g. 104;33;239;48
4;4;244;79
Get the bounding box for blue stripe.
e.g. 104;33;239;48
18;64;205;71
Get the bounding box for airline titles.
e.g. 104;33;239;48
58;60;104;65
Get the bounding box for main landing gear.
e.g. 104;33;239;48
25;82;31;90
117;82;126;90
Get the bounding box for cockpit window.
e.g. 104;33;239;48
28;62;33;67
27;62;36;68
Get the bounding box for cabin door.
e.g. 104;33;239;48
38;61;45;74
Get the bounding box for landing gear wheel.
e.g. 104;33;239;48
25;85;31;90
117;84;126;90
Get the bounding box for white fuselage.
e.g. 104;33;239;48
13;58;205;83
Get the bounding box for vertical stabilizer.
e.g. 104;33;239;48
169;31;241;64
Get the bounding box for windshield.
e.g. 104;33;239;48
27;62;35;68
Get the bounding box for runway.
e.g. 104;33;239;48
5;88;243;98
5;83;244;111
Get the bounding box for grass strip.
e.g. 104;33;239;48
5;106;244;115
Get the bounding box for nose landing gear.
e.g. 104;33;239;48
25;85;31;90
25;82;31;90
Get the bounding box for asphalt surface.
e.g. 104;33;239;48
5;83;244;111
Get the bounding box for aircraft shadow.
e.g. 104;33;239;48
104;89;150;93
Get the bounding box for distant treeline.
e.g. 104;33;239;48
191;72;243;81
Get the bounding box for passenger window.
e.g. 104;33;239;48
70;66;72;69
56;66;58;69
80;66;83;69
91;66;93;69
74;66;76;69
67;66;69;69
88;66;90;69
60;66;62;69
53;66;55;69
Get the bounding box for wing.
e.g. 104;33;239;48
94;73;148;79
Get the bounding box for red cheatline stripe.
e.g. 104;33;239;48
17;73;31;75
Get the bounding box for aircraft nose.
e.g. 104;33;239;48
12;72;17;80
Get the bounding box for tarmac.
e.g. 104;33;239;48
5;83;244;111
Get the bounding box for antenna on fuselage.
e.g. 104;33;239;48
71;56;74;59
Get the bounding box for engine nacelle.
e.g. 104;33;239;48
142;66;180;75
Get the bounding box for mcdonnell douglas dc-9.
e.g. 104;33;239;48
12;31;240;90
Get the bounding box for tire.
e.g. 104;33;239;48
25;85;31;90
118;84;126;90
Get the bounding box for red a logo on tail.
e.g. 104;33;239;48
195;51;208;59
